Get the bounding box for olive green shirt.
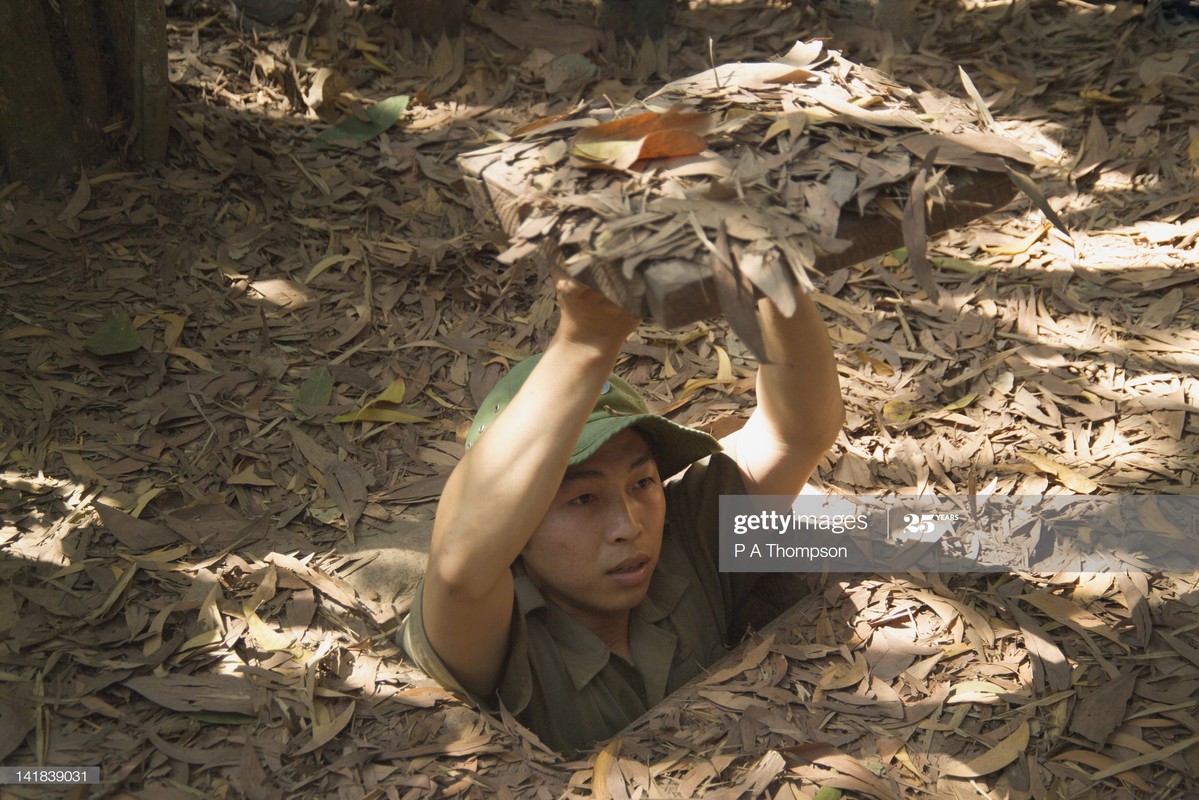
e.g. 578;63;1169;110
399;453;748;755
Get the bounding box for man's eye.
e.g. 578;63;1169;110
634;477;657;490
569;493;597;506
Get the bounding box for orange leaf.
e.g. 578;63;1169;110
571;108;714;168
573;108;712;146
635;128;708;161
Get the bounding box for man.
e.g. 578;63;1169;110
400;270;843;754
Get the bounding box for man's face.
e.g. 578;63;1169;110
521;428;666;629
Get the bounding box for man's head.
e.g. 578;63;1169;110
519;427;666;625
465;353;721;479
464;354;722;629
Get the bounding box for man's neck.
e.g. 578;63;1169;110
524;569;636;659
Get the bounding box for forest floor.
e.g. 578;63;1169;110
2;0;1199;797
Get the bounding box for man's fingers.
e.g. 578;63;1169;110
550;266;583;296
553;271;604;306
551;266;581;286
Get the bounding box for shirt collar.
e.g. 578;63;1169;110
513;566;608;690
511;560;691;695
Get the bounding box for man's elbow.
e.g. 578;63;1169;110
787;395;845;454
426;536;503;603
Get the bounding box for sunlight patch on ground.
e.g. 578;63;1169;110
0;472;94;568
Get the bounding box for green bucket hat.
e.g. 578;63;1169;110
465;354;721;479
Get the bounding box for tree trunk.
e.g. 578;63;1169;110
101;0;171;167
0;0;78;185
0;0;169;186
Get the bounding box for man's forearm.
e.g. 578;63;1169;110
724;287;844;497
431;333;622;592
754;288;844;449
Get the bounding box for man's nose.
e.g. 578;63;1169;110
607;495;641;543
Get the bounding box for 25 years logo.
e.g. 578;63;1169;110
894;512;961;543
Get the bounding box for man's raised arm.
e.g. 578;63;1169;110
722;287;845;498
419;275;641;698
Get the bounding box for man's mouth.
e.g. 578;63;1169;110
608;555;650;575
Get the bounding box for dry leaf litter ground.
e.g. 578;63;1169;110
2;0;1199;797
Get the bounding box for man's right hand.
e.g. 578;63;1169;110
552;268;641;354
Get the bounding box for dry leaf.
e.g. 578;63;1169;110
592;738;623;800
1070;114;1111;178
707;219;767;360
294;701;356;755
1008;603;1071;694
327;460;368;533
57;169;91;221
1019;591;1124;646
1089;733;1199;781
940;720;1029;777
902;150;937;300
1020;451;1099;494
333;379;429;424
94;502;181;551
1050;750;1152;791
124;675;256;715
1070;671;1137;745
